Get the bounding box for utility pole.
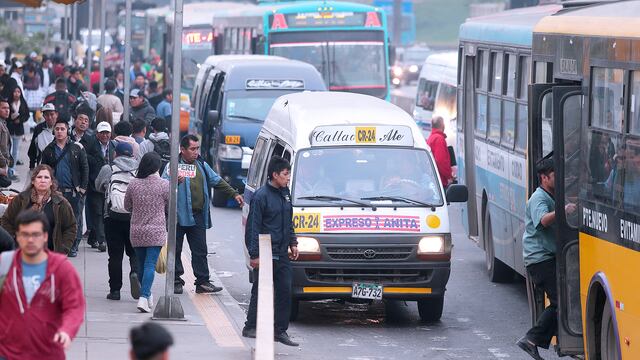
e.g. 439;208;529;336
99;0;106;94
153;0;185;321
123;0;132;121
87;0;93;73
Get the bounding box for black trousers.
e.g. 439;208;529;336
87;190;106;245
245;258;293;334
526;258;558;349
63;190;81;251
105;217;138;292
175;211;210;286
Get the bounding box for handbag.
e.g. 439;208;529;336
155;243;168;274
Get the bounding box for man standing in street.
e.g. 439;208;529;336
97;79;124;115
95;142;140;301
155;88;172;120
242;156;299;347
426;115;453;187
0;210;85;359
129;89;156;125
165;135;243;294
41;118;89;257
516;158;576;360
44;78;76;123
28;103;57;169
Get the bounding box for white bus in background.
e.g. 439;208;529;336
413;51;458;144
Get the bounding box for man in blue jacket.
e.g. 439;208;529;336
242;156;299;347
165;135;243;294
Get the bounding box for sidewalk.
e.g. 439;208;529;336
65;239;250;359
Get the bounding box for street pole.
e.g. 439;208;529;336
99;0;106;94
72;3;77;64
153;0;185;321
123;0;132;122
87;0;93;75
65;5;70;64
45;1;50;55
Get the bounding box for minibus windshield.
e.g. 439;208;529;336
293;147;443;207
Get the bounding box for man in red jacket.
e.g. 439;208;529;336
426;116;453;187
0;210;85;360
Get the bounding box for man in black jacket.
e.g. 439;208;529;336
28;103;57;169
41;118;89;257
71;110;106;252
242;156;299;347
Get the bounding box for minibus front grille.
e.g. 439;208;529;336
325;246;413;261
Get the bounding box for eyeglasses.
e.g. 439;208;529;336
17;231;44;239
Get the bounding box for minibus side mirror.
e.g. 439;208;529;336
208;110;219;125
446;184;468;203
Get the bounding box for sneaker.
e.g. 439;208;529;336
274;332;299;347
174;283;183;294
68;250;77;258
241;326;256;338
106;290;120;300
137;297;151;313
8;174;18;181
130;273;141;300
97;243;107;252
516;337;544;360
148;294;154;308
16;160;23;166
195;282;223;294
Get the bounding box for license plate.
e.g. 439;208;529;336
352;282;383;300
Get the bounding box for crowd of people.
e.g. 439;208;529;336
0;44;250;358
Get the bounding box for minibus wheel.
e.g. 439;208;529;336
600;299;619;360
417;296;443;322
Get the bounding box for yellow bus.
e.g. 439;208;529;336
529;1;640;358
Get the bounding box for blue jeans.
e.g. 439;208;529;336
134;246;162;299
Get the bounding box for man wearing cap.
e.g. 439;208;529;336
41;118;89;257
28;102;57;169
516;158;577;360
129;89;156;125
10;60;23;92
95;141;140;301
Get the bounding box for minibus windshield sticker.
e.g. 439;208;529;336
323;215;421;232
310;125;414;147
246;79;305;90
293;213;321;233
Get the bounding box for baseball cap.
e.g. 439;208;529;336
130;89;142;98
14;61;23;69
96;122;111;133
42;103;56;112
115;142;134;157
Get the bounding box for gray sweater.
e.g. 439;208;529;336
124;174;170;247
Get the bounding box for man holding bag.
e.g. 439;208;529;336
95;142;140;302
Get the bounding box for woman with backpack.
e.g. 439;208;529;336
124;152;169;313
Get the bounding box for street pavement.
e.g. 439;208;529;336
210;204;563;360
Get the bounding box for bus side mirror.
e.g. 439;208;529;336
446;184;468;203
208;110;219;125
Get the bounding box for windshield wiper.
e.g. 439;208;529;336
361;196;439;209
227;115;263;123
298;195;375;209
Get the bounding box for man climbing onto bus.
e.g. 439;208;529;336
516;157;576;360
426;116;453;187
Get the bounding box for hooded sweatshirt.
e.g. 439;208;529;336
139;131;169;157
0;249;85;360
114;135;141;160
95;155;139;193
130;98;156;125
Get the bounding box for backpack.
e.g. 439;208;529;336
151;138;171;174
0;250;15;295
106;164;135;221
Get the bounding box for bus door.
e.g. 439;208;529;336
460;52;479;239
551;85;584;356
527;83;556;325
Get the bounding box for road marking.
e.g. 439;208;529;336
181;252;245;348
473;329;492;340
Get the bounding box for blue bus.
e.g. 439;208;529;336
456;4;562;282
212;0;391;100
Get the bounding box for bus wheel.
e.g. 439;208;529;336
417;296;444;322
289;298;300;322
212;188;228;207
600;299;619;360
484;214;513;283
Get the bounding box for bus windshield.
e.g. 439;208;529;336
182;48;211;92
269;31;387;99
293;147;443;207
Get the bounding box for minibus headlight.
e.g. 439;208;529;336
418;236;444;254
218;144;243;160
392;66;403;77
409;65;419;73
